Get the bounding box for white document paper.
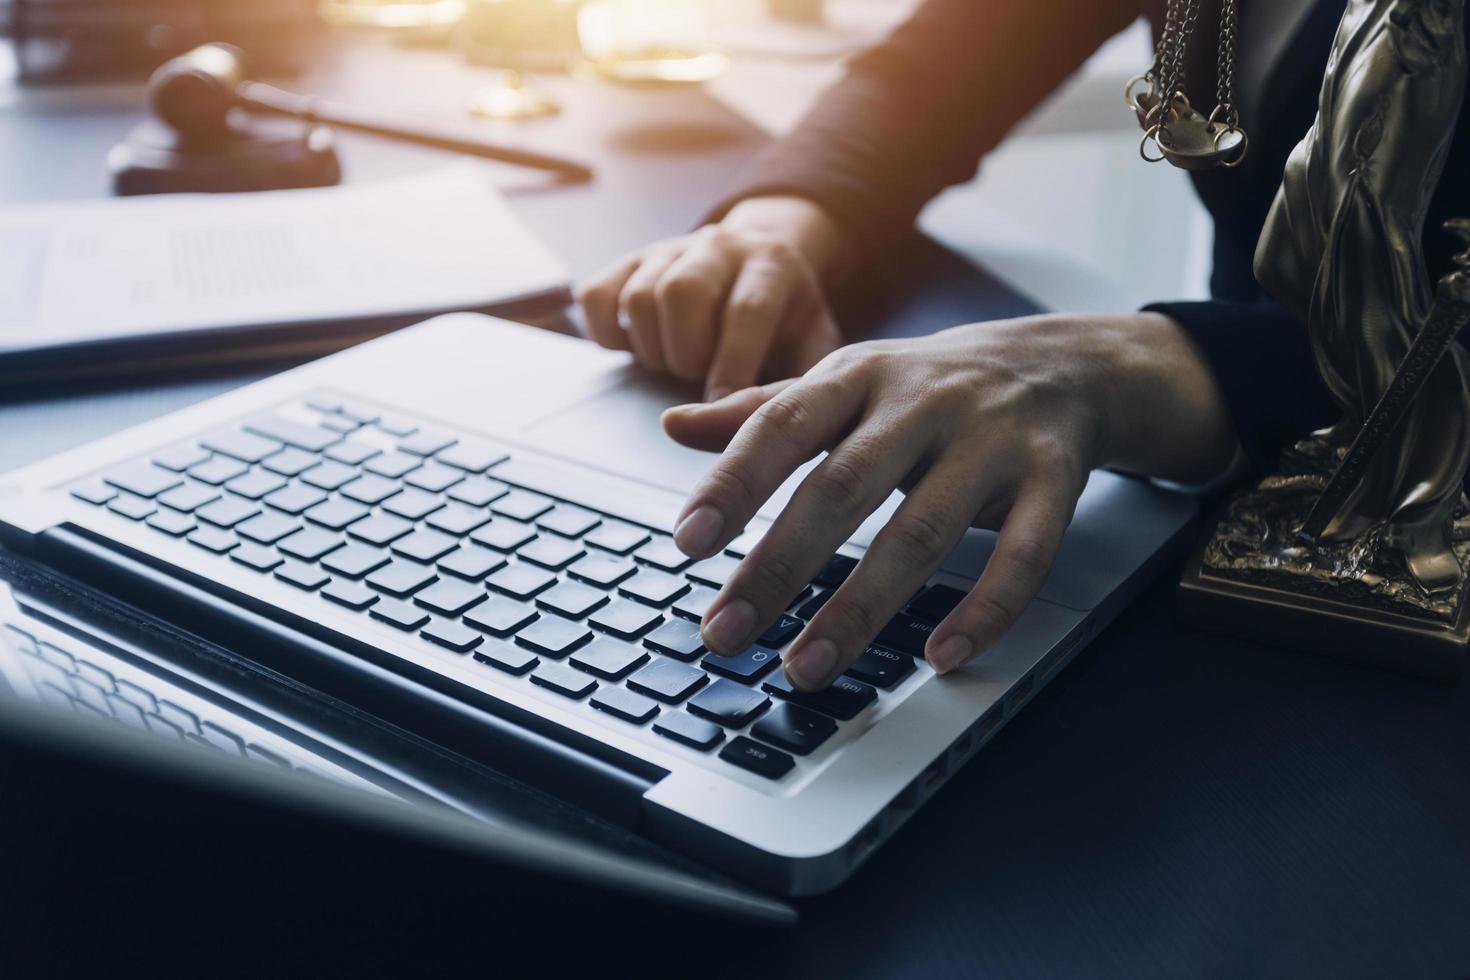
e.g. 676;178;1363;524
0;165;569;351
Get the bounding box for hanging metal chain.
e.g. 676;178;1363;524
1126;0;1247;171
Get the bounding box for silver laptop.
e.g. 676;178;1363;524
0;314;1196;895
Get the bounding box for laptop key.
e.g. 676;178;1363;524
367;560;438;598
405;462;464;494
340;474;401;505
720;736;795;780
231;542;284;572
187;456;250;486
305;497;371;530
375;415;417;437
320;542;389;577
627;658;707;703
686;554;740;589
814;554;858;589
464;596;538;636
437;545;506;581
487;563;557;600
274;561;330;591
536;580;607;619
687;679;770;728
147;509;196;536
491;490;554;522
585;522;651;555
197;495;260;528
153;445;210;472
104;461;183;499
278;527;345;563
109;493;156;521
672;586;719;622
643;618;706;661
762;672;876;721
517;535;585;570
471;519;538;552
187;527;238;554
364;450;422;479
262;447;321;478
633;536;693;573
536;505;601;538
425;504;491;536
399;430;456;457
874;612;935;658
567;553;637;588
414;578;487;617
447;475;510;507
201;429;282;464
846;645;916;689
321;414;360;434
421;618;483;653
796;589;832;620
474;640;539;675
619;570;689;607
702;645;782;683
236;512;301;545
515;616;593;657
906;584;968;623
590;686;659;725
336;401;379;424
653;711;725;751
244;415;339;453
569;637;648;679
324;440;380;466
347;512;414;546
70;481;117;506
300;460;359;491
263;483;327;515
156;478;223;514
322;579;379;610
382;487;444;521
751;703;837;756
392;529;460;564
589;599;662;640
530;662;597;700
370;597;430;631
758;614;804;648
436;442;508;474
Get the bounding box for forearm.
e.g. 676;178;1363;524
710;0;1143;273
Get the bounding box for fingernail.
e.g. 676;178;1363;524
704;599;756;654
674;504;723;557
786;638;838;691
930;635;972;673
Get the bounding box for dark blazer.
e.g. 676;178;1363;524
714;0;1470;477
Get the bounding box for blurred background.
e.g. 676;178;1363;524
0;0;1212;314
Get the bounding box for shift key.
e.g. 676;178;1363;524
873;612;935;658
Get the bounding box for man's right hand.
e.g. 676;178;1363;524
575;195;856;401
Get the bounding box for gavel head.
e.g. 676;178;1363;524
148;44;249;139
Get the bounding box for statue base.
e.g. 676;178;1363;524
1178;475;1470;682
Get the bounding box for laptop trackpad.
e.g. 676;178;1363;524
520;371;718;497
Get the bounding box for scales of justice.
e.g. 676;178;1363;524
1178;0;1470;679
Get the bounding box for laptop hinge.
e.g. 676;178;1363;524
32;525;663;828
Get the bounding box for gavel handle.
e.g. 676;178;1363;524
237;81;593;182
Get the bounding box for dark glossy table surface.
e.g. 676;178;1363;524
4;32;1469;980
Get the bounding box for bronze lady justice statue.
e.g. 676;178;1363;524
1181;0;1470;676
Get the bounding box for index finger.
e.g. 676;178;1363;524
672;373;864;560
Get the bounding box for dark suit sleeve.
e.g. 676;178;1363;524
1145;298;1338;477
707;0;1142;272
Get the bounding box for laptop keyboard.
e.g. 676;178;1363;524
65;393;963;783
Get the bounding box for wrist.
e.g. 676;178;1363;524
1092;311;1239;482
722;195;858;290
